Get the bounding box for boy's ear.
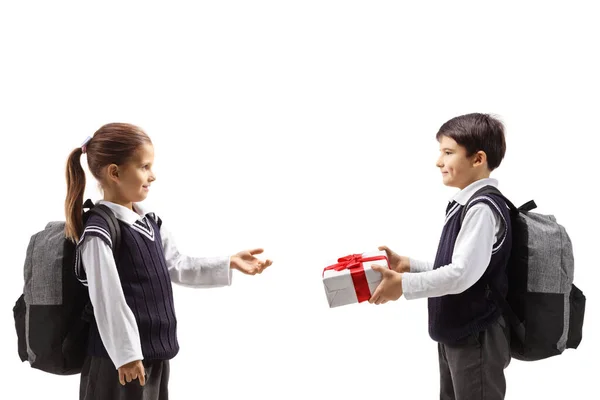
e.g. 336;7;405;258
472;150;488;167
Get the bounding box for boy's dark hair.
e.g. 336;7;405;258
436;113;506;171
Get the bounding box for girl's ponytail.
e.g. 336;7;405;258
63;123;151;242
65;147;86;242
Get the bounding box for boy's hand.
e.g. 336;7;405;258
231;248;273;275
369;265;403;304
118;360;145;386
378;245;410;273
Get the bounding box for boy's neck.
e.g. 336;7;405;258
458;172;492;190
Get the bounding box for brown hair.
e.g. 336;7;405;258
436;113;506;171
65;123;152;242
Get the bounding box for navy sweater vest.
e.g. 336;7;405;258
428;193;512;344
79;213;179;362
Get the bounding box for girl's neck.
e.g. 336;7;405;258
103;192;133;210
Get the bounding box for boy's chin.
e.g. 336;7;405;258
441;177;453;187
442;179;460;189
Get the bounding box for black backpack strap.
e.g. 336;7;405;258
460;186;528;343
461;185;538;222
83;199;95;211
82;199;122;255
518;199;537;212
80;200;122;321
87;204;122;256
487;285;526;344
460;185;517;224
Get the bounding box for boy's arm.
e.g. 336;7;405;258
378;247;430;272
401;203;502;300
408;258;434;272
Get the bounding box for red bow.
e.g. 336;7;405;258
323;253;388;303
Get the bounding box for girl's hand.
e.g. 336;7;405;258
231;248;273;275
118;360;146;386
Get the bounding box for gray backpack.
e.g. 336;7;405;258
12;200;121;375
462;186;586;361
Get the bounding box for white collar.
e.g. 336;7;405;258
96;200;153;226
451;178;499;206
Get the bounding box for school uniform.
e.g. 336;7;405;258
402;178;512;400
75;200;232;400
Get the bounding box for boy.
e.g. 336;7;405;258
369;113;512;400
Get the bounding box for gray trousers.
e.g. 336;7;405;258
79;356;170;400
438;316;511;400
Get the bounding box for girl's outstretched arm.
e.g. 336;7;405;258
160;223;272;287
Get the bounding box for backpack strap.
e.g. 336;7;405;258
461;186;539;224
487;282;526;345
458;186;528;344
518;199;537;212
84;201;122;256
80;199;122;321
460;185;515;224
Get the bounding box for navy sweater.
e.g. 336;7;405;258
78;214;179;361
428;193;512;344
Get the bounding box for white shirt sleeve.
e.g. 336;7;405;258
401;203;502;300
159;222;233;288
80;237;144;369
408;258;434;272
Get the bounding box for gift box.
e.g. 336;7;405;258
322;250;390;308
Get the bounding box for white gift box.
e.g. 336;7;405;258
322;250;390;308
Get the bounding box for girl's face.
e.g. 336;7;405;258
114;143;156;204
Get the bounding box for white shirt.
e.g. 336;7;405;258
402;178;506;300
79;200;232;369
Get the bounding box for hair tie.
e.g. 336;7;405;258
81;136;92;154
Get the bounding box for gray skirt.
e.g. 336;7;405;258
79;356;170;400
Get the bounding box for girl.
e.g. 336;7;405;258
65;122;273;400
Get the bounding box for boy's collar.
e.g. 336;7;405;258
451;178;499;206
96;200;153;225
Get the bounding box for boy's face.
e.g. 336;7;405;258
436;136;482;189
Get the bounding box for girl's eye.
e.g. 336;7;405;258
445;151;451;155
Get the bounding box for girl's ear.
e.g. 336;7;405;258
107;164;120;183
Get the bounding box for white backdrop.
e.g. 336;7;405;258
1;1;598;399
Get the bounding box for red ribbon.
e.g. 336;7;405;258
323;254;389;303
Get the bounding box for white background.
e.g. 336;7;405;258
1;1;598;399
